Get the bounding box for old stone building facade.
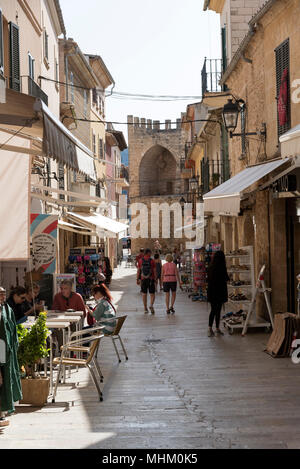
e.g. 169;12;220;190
128;116;191;254
203;0;300;316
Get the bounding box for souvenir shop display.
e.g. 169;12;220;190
179;251;193;292
223;246;273;335
67;249;103;299
66;248;112;299
189;243;221;302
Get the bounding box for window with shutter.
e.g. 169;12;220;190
44;30;49;61
92;133;96;154
9;22;20;91
28;53;34;80
275;38;290;139
99;138;104;159
0;9;3;74
58;164;65;200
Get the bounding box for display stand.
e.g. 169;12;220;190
187;243;221;301
224;246;272;335
179;250;193;292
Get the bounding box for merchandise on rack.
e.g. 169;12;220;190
223;246;272;335
188;243;221;301
179;250;193;292
67;248;106;299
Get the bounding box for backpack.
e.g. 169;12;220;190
141;257;152;279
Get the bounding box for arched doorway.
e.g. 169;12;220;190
139;145;178;197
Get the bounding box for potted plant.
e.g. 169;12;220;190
17;312;50;406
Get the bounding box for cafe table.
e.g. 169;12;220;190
22;318;71;395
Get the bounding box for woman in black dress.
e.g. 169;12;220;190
207;250;229;337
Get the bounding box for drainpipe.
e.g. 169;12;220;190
106;80;115;98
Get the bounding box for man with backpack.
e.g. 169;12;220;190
137;248;156;314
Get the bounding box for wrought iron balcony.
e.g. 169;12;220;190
116;166;129;183
27;76;48;106
201;58;223;96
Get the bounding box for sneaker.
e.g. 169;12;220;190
170;307;175;315
144;308;149;314
216;329;224;336
0;418;10;427
149;306;155;315
208;328;215;337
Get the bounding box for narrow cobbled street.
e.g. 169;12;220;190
1;264;300;449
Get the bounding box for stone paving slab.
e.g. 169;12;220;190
1;264;300;449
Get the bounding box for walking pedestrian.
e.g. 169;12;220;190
207;250;229;337
135;248;144;268
137;248;156;314
154;253;162;292
162;253;181;314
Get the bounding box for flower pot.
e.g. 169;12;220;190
20;377;50;406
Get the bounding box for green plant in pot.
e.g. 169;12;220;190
17;312;49;379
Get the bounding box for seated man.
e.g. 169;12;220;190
52;279;86;318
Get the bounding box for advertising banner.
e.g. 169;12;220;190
31;214;58;274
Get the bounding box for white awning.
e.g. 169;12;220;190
0;89;96;180
35;100;97;181
0;142;30;260
203;159;288;216
67;212;129;238
58;220;96;236
280;124;300;158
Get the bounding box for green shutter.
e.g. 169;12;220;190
221;27;227;73
9;22;20;91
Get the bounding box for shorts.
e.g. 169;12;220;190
141;278;156;294
163;282;177;293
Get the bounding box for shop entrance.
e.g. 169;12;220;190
286;198;300;314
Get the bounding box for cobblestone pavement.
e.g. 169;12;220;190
1;264;300;449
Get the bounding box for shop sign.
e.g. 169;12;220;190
53;273;76;295
85;248;97;255
31;214;58;274
272;174;297;193
70;248;82;256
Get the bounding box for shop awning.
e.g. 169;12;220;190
280;124;300;158
67;212;129;238
58;220;96;236
203;159;288;216
0;89;96;180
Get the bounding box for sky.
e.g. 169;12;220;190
60;0;221;139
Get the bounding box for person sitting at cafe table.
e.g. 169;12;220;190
52;279;86;318
25;283;44;315
6;286;43;325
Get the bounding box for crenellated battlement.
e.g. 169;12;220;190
127;115;182;132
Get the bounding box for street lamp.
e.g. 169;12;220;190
189;176;198;193
179;196;186;215
222;98;266;140
222;99;240;133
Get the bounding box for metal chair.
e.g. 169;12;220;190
103;315;128;363
52;327;104;403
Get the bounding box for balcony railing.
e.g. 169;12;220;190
201;58;223;96
116;166;129;183
27;76;48;106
